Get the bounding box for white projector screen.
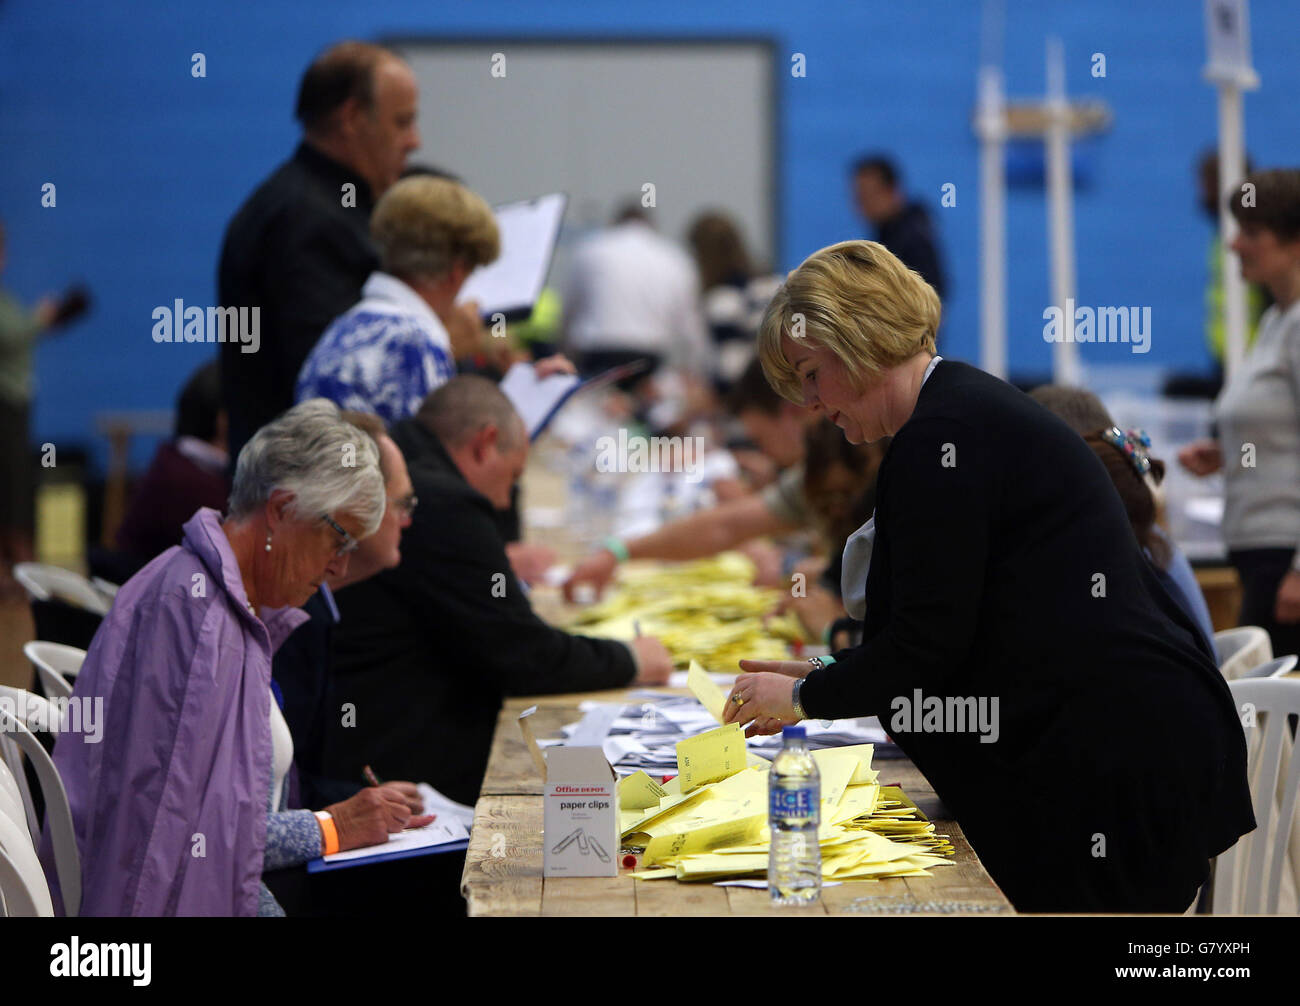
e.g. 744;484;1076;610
389;39;778;283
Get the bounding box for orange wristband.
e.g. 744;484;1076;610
314;811;340;856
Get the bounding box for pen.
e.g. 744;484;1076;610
362;765;383;787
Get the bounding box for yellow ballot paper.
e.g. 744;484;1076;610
618;770;667;810
675;722;747;793
687;659;728;724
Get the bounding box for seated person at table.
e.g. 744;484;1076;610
324;376;673;805
563;358;819;598
1029;385;1215;653
296;175;500;423
780;419;886;644
725;240;1252;913
273;410;418;809
51;401;431;916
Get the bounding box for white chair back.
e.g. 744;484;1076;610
0;759;28;841
0;824;53;917
12;563;111;617
23;642;86;701
1213;677;1300;913
1239;655;1299;680
1216;626;1273;681
0;701;81;916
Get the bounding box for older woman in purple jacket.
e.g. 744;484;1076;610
51;399;431;916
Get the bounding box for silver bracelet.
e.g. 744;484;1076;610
791;677;808;721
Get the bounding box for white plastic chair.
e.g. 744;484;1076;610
1216;626;1273;681
89;577;119;601
1212;677;1300;913
22;642;86;702
0;699;81;916
1239;655;1299;680
0;759;27;839
0;817;53;917
12;563;111;617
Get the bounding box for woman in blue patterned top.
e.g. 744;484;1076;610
297;175;500;423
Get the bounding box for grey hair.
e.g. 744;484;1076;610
228;398;386;536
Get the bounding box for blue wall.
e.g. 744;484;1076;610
2;0;1297;469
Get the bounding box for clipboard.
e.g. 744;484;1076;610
456;192;568;323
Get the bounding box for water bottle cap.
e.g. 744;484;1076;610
782;726;806;740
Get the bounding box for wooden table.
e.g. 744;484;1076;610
461;691;1014;916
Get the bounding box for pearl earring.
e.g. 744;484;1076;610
265;532;272;553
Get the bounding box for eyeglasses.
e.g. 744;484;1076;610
389;492;419;518
321;513;360;557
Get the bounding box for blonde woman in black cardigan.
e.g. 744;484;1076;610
725;240;1254;913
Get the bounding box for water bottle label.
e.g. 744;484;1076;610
770;787;818;821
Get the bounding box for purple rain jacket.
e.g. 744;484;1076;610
50;508;309;916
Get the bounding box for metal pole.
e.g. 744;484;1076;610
1217;83;1248;375
977;65;1008;379
1045;37;1080;386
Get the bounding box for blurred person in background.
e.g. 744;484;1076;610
219;41;420;458
686;211;781;393
562;202;710;389
1179;168;1300;658
851;154;947;304
778;419;886;646
1031;385;1215;655
114;360;230;574
563;358;819;599
0;219;89;596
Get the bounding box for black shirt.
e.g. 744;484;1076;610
800;360;1254;912
876;202;947;301
217;142;378;456
323;418;637;805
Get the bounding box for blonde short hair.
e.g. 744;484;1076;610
370;176;501;281
757;240;940;403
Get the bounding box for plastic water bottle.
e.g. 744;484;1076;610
768;725;821;903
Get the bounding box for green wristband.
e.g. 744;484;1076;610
602;536;629;563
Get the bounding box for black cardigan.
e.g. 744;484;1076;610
323;418;636;805
799;360;1254;912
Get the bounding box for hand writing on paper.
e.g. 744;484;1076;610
723;671;799;738
325;788;436;852
377;780;426;816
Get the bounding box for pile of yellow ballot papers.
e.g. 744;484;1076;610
567;553;805;668
617;725;954;883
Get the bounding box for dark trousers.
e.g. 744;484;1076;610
1229;548;1300;658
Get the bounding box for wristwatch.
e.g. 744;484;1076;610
791;678;808;721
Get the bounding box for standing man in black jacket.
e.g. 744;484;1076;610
325;376;674;805
218;41;421;457
851;154;947;304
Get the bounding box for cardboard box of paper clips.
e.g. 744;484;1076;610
543;746;619;877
